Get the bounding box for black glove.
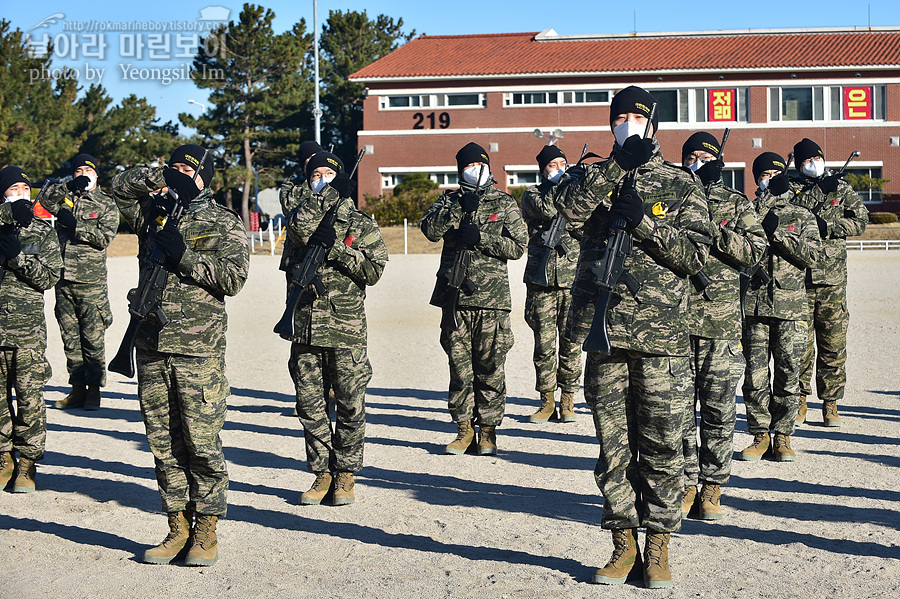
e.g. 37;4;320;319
559;164;587;189
697;159;724;186
308;218;336;249
56;208;77;232
815;215;828;239
761;211;779;237
154;223;187;269
10;199;33;228
767;173;790;196
0;231;22;261
458;192;479;213
610;184;645;231
612;136;654;171
148;192;177;226
456;220;481;247
329;173;357;199
163;168;202;202
817;174;842;194
66;175;92;193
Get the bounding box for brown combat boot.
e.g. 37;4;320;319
143;510;193;564
529;391;556;423
681;485;697;518
739;432;770;461
333;471;355;506
643;530;673;589
772;433;796;462
796;396;807;424
300;471;333;505
85;385;101;411
698;482;723;520
558;390;577;423
444;420;474;455
185;514;218;566
0;451;14;489
11;456;36;493
822;400;842;427
55;384;86;409
592;528;641;584
477;425;497;456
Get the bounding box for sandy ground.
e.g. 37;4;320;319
2;250;898;599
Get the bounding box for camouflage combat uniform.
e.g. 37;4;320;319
555;144;712;533
278;177;312;280
521;180;582;395
0;204;62;462
683;181;766;487
281;185;387;474
789;178;867;408
743;189;821;436
112;166;250;517
41;182;118;387
421;185;527;427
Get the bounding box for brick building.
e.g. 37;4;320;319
349;27;900;213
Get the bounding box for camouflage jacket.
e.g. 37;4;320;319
745;189;821;321
0;204;62;351
690;180;767;339
521;180;579;289
283;186;388;348
112;166;250;358
40;182;119;284
278;178;313;274
555;146;712;356
790;177;867;286
421;185;527;312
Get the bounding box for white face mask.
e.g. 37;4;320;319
462;165;491;186
613;121;646;147
801;160;825;178
84;172;98;190
546;169;564;184
3;194;29;203
758;177;770;192
310;175;335;194
687;160;707;173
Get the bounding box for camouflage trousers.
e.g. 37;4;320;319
683;337;743;487
742;316;806;436
0;348;50;460
440;309;514;427
289;343;371;473
524;285;582;393
584;348;691;533
800;284;848;403
54;280;113;386
136;349;229;517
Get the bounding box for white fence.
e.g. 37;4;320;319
845;239;900;250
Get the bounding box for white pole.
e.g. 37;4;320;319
313;0;321;144
404;218;408;255
269;223;275;256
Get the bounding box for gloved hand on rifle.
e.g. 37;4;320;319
329;172;357;199
66;175;92;193
612;136;654;171
761;211;780;237
610;183;645;231
458;192;479;213
696;159;724;186
455;220;481;247
9;199;33;228
308;217;336;249
148;192;177;226
817;173;843;194
0;230;22;261
767;173;791;196
558;164;587;190
163;167;202;203
56;208;77;234
154;222;187;271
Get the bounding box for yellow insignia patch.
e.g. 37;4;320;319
652;201;669;218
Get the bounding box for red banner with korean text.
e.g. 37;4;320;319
708;89;736;122
843;87;872;120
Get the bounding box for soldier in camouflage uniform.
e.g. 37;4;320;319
0;166;62;493
554;87;712;589
112;144;250;566
521;144;582;423
280;151;387;507
678;133;767;521
788;139;868;427
38;154;118;410
740;152;821;463
421;142;527;456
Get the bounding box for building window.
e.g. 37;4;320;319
694;88;749;123
380;93;484;110
770;86;885;122
845;167;884;203
381;172;458;189
505;90;611;107
652;89;689;123
722;169;744;193
508;92;558;105
506;171;539;186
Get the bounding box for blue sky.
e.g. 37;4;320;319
5;0;900;130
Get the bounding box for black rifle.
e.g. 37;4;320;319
109;149;210;378
440;163;485;331
274;149;366;338
582;105;656;354
690;128;731;293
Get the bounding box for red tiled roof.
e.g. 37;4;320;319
350;29;900;80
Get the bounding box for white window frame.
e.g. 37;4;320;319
379;93;486;111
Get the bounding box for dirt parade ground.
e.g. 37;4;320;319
2;249;898;599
